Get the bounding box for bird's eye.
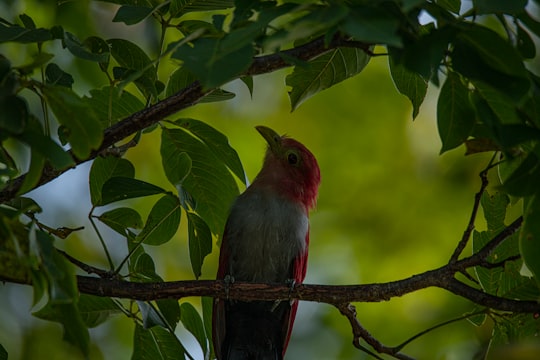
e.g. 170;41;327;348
287;152;299;165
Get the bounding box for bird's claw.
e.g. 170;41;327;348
224;274;235;300
286;279;296;302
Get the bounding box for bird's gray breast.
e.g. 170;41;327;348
225;189;308;283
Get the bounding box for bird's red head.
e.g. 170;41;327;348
253;126;321;211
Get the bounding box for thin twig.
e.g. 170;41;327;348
336;303;415;360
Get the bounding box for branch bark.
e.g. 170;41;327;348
0;34;369;205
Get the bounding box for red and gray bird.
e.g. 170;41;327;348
213;126;321;360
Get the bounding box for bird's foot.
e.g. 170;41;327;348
224;274;235;300
286;279;296;302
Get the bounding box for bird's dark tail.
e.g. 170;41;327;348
220;301;290;360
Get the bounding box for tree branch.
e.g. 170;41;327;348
0;34;370;205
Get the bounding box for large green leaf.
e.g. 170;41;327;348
78;294;123;328
473;0;527;15
97;207;143;235
108;38;158;98
287;47;371;111
437;71;475;153
388;50;428;119
170;0;234;17
100;177;166;206
187;212;212;279
64;32;110;63
165;67;235;103
0;19;52;43
132;324;186;360
341;6;402;47
84;86;144;127
31;231;89;355
180;302;207;356
89;156;135;206
42;86;103;159
521;195;540;286
161;127;240;234
137;194;181;246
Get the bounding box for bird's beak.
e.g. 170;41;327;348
256;126;283;155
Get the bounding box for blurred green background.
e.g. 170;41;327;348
0;0;507;359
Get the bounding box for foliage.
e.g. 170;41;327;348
0;0;540;359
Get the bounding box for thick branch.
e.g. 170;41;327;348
0;34;369;204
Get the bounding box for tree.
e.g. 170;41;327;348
1;0;540;359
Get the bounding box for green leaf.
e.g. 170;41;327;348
437;71;475;153
171;119;246;184
160;127;240;234
180;302;207;356
201;296;214;358
137;194;181;246
30;230;89;355
341;6;401;47
132;324;186;360
287;47;371;111
170;0;234;17
501;151;540;197
100;177;166;206
113;5;155;25
138;301;169;329
388;50;428;119
157;299;181;330
78;294;123;328
473;0;527;15
172;37;254;89
0;94;28;134
85;86;145;127
98;207;143;235
17;151;44;195
187;212;212;279
0;21;52;43
0;343;6;360
16;117;74;169
452;24;530;102
45;63;74;88
517;23;536;59
42;86;103;159
436;0;461;14
521;195;540;285
89;156;135;206
64;32;109;63
108;38;157;98
166;68;235;103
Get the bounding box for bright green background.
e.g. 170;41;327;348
0;0;514;359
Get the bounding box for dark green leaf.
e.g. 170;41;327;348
132;324;186;359
85;86;144;127
132;252;162;282
108;38;157;98
388;50;428;119
113;5;155;25
6;197;42;214
45;63;74;88
0;21;51;43
157;299;181;330
171;118;246;184
89;156;135;206
436;0;461;14
100;177;166;206
437;71;475;153
519;11;540;38
202;296;214;358
19;14;36;29
78;294;123;328
138;301;168;329
166;67;235;103
137;194;181;246
521;195;540;284
17;151;44;195
341;7;401;47
42;86;103;159
64;32;109;62
516;23;536;59
287;47;371;111
0;94;27;134
180;302;207;355
0;343;6;360
172;37;254;89
161;127;240;234
187;212;212;279
501;151;540;197
98;207;143;235
473;0;527;14
170;0;234;17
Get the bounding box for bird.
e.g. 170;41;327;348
213;126;320;360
